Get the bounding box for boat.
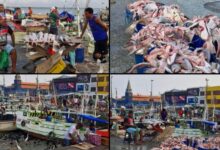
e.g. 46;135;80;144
16;109;108;140
16;75;108;140
0;113;16;132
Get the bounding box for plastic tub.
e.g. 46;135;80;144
75;48;84;63
135;54;147;73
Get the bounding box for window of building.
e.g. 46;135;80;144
98;77;104;82
206;100;211;104
106;76;109;81
206;91;211;95
93;95;96;99
98;87;104;91
213;91;220;95
105;86;109;92
91;87;96;92
91;77;97;82
199;100;204;104
200;91;204;96
98;95;103;100
77;85;84;91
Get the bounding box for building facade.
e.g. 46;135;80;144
97;74;109;100
163;89;187;106
112;80;161;108
206;86;220;110
186;87;205;106
4;75;49;97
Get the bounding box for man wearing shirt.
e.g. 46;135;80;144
49;7;59;35
64;123;83;146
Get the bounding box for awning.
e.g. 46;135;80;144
202;120;217;126
79;114;109;124
59;11;75;21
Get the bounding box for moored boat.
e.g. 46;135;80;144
0;114;16;132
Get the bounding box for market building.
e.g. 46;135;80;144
186;87;205;106
112;80;161;108
4;75;49;97
162;89;187;106
51;75;77;95
206;86;220;110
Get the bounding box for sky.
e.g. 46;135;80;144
111;75;220;98
0;75;74;86
0;0;108;8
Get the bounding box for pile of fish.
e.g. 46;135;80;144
21;19;46;27
125;0;220;73
24;32;82;46
151;136;220;150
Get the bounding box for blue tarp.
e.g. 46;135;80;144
79;114;109;124
59;11;75;21
202;120;217;126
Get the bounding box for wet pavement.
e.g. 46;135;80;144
110;0;220;73
110;136;160;150
0;131;108;150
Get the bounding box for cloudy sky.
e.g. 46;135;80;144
0;0;108;8
0;75;74;86
111;75;220;98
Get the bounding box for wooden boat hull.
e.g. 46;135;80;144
16;116;75;140
0;121;16;132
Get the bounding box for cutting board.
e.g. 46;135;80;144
72;142;95;150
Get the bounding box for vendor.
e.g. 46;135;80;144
27;7;33;16
160;108;168;122
85;122;96;140
124;111;135;129
0;4;17;73
64;123;83;146
49;7;59;35
120;106;126;118
80;7;108;63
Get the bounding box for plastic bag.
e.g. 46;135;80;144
0;50;9;70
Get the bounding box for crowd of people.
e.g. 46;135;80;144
0;3;109;73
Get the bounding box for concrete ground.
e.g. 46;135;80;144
110;0;220;73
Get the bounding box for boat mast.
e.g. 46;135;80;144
3;0;6;8
81;84;85;114
75;0;81;36
213;95;215;122
52;80;57;106
36;75;41;107
2;75;5;97
95;76;98;117
64;0;67;11
203;78;209;120
149;80;154;118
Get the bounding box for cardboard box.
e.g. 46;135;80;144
101;137;109;146
35;53;63;73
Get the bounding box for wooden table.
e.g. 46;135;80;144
26;26;48;33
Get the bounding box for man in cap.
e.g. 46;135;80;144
49;6;59;35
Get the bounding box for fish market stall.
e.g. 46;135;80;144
30;14;49;20
21;19;48;33
23;32;82;73
117;0;220;73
